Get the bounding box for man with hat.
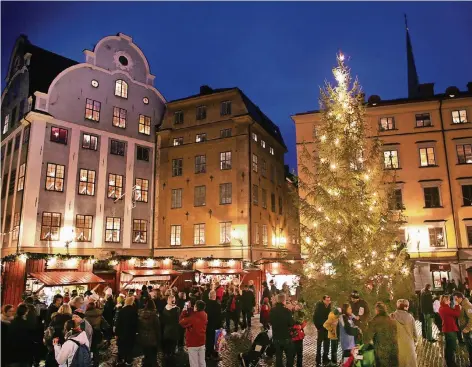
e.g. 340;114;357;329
349;290;370;331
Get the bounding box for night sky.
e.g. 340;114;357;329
2;2;472;171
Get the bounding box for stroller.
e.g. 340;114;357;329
239;329;275;367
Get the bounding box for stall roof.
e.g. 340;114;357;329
196;269;246;275
122;269;180;277
29;272;106;286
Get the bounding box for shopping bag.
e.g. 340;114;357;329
215;328;227;353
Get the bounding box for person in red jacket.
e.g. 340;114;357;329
180;300;208;367
291;306;307;367
260;297;271;330
438;294;461;367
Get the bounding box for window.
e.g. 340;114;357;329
270;165;275;182
254;224;260;245
23;126;30;144
14;134;20;150
0;146;4;162
194;185;206;206
389;189;403;210
17;163;25;191
467;226;472;246
416;113;432;127
174;111;184;124
262;225;268;246
262;189;267;209
45;163;65;192
419;147;436;167
91;80;99;88
12;212;20;241
269;147;275;155
113;107;127;128
220;222;232;244
171;188;182;209
50;127;68;145
379;117;395;131
252;154;258;172
8;170;16;196
271;193;276;212
11;107;17;126
196;106;207;120
261;159;267;177
107;173;123;199
2;114;9;134
452;109;468;124
221;101;231;116
220;128;232;138
219;183;232;204
105;217;121;242
75;215;92;242
78;169;96;196
172;158;183;176
40;212;61;241
253;184;259;205
1;174;7;198
424;187;441;208
279;196;283;215
429;227;444;247
171;225;181;246
133;220;147;243
195;155;206;174
115;80;128;99
463;185;472;206
139;115;151;135
261;140;266;148
137;146;150;161
252;133;258;142
82;133;98;150
173;137;183;146
457;144;472;164
383;150;399;169
110;140;125;156
85;99;101;121
194;224;205;245
196;133;207;143
135;178;149;203
143;97;149;105
220;151;232;170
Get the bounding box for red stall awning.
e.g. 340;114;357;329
29;271;106;286
196;268;246;275
122;269;180;277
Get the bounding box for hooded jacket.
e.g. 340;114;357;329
54;330;90;367
162;304;181;341
365;314;399;367
390;310;417;367
179;310;208;348
138;308;160;347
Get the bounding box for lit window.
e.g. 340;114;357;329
429;227;444;247
220;151;232;170
220;222;232;244
40;212;61;241
219;183;232;204
194;224;205;245
173;137;183;146
196;106;207;120
113;107;127;128
12;212;20;241
82;133;98;150
252;154;258;172
220;101;232;116
172;158;183;176
261;140;266;148
76;215;92;242
3;114;9;134
110;140;125;156
78;169;96;196
115;80;128;99
379;117;395;131
171;225;181;246
171;188;183;209
415;113;431;127
50;127;68;145
85;99;100;121
17;163;25;191
254;224;260;245
262;225;268;246
135;178;149;203
137;146;150;161
133;219;147;243
91;80;99;88
220;128;231;138
143;97;149;104
105;217;121;242
452;110;468;124
196;133;207;143
457;144;472;164
139;115;151;135
107;173;123;199
383;150;399;169
174;111;184;124
269;147;275;155
45;163;65;192
252;133;258;142
195;155;206;174
424;187;441;208
419;147;436;167
194;185;206;207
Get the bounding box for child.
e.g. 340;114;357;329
324;307;341;340
260;297;271;330
291;306;307;367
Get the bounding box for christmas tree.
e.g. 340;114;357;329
298;53;413;307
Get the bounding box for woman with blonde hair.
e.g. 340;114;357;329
50;303;73;344
390;299;418;367
439;294;461;367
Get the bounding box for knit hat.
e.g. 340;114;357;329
350;290;360;299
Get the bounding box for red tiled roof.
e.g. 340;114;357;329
122;269;180;277
29;272;106;286
196;268;246;275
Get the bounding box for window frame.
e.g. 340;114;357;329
262;224;268;246
452;109;468;124
105;217;121;243
262;188;267;209
172;158;183;177
462;185;472;206
137;146;150;162
195;155;206;174
50;126;68;145
419;147;436;167
428;227;445;247
196;133;207;143
45;163;65;192
17;163;25;191
415;113;432;127
456;144;472;164
82;133;98;151
135;178;149;203
219;221;232;244
40;212;61;241
107;173;123;200
138;114;151;135
196;106;207;120
132;219;147;244
424;186;441;208
114;80;128;99
220;151;232;170
8;169;16;196
253;184;259;206
194;185;206;207
173;137;184;146
194;223;205;245
110;139;125;156
220;128;232;138
467;225;472;247
219;183;232;205
271;193;276;212
379;117;395;131
220;101;232;116
389;188;404;210
85;98;101;122
171;188;183;209
78;168;96;196
112;107;127;129
75;214;93;242
383;150;400;169
252;154;258;172
171;225;182;246
174;111;184;124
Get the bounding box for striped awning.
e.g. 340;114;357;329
29;272;106;286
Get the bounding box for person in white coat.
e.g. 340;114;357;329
54;319;90;367
390;299;418;367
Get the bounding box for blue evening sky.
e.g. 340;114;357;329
2;2;472;171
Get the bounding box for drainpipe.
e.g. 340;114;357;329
438;97;461;279
248;121;256;263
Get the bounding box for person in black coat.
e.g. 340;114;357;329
115;296;138;365
202;284;211;303
176;292;187;350
225;288;242;333
241;284;256;330
205;290;223;360
7;304;35;367
270;294;295;367
261;282;271;305
313;295;334;366
45;294;63;326
419;284;436;342
162;295;181;364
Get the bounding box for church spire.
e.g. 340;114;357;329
405;14;419;98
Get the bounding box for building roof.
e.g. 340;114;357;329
28;271;105;286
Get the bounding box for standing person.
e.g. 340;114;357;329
241;284;255;331
1;304;15;365
225;288;242;334
102;295;115;328
323;307;341;366
270;279;278;295
390;299;417;367
162;295;181;364
339;303;361;362
46;294;63;326
84;302;106;366
53;319;90;367
291;305;307;367
313;295;333;367
420;284;436;342
454;291;472;365
1;304;15;324
180;300;208;367
349;290;370;332
260;297;271;330
364;302;399;367
176;292;187;351
138;299;160;367
7;303;35;367
261;282;271;305
448;280;457;294
202;284;211;304
215;283;224;304
439;295;461;367
205;290;222;361
248;280;256;294
115;296;138;366
69;296;85;314
270;293;295;367
49;304;73;344
464;283;471;299
433;296;443;334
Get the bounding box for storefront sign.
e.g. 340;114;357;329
46;258;79;270
430;264;451;272
207;260;235;269
134;259;162;268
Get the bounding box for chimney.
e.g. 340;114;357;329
417;83;435;98
200;85;213;95
467;82;472;93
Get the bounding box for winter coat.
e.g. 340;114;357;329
115;305;138;343
113;303;123;328
103;298;115;327
339;315;359;351
390;310;418;367
85;307;104;329
49;313;73;343
138;308;160;347
270;303;295;341
439;304;461;332
7;317;35;363
179;310;208;348
420;289;434;314
323;311;340;340
54;330;90;367
458;298;472;333
291;321;307;342
313;301;331;330
162;304;181;341
350;298;370;327
1;320;11;364
46;303;60;325
205;299;222;331
225;294;242;313
241;290;256;312
270;285;278;295
365;314;399;367
155;298;167;316
261;287;271;305
260;304;270;325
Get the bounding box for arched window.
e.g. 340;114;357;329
115;80;128;99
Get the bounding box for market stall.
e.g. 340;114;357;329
193;258;246;286
120;269;181;289
263;260;301;297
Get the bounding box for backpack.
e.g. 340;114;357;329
67;339;92;367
